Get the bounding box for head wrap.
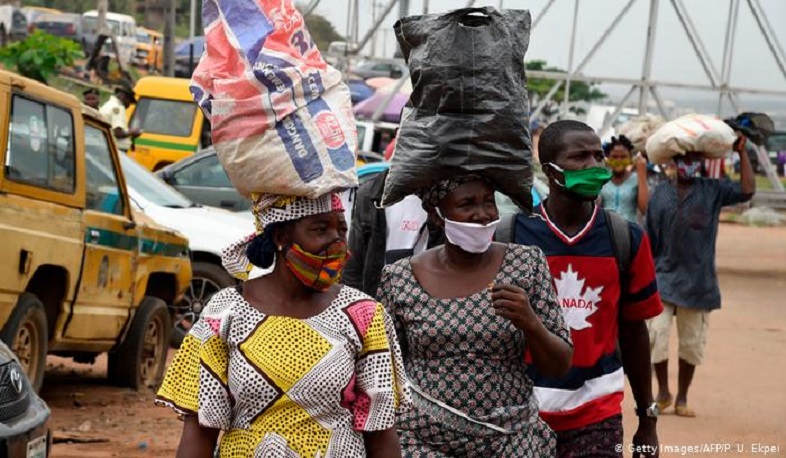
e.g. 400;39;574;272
416;175;488;211
222;193;344;280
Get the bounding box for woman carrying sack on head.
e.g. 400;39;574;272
599;135;650;223
156;193;412;458
377;175;573;457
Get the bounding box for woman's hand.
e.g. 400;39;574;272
635;152;648;172
490;283;540;332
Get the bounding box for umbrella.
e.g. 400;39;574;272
353;92;409;123
379;77;413;96
365;77;395;89
347;79;374;104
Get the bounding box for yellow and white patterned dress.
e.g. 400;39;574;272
156;286;411;457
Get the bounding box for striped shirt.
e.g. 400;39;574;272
515;204;662;431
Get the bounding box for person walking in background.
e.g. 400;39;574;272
343;169;443;296
99;86;141;153
379;175;572;456
502;120;662;457
600;135;649;223
646;134;756;418
82;88;101;110
157;193;411;457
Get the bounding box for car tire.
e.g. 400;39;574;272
0;293;48;393
171;261;234;348
107;297;171;389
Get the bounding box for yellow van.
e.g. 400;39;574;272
134;27;163;71
0;69;191;391
126;76;210;171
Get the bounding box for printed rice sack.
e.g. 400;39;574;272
617;114;665;154
191;0;358;198
646;114;736;164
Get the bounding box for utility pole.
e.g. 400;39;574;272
371;1;378;57
190;0;197;39
399;0;409;18
423;0;429;14
162;0;176;76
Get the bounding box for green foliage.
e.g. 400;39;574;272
0;31;83;84
302;10;345;53
526;60;606;103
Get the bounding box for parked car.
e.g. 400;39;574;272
0;6;28;46
0;340;50;458
351;58;407;80
121;154;251;346
156;147;385;213
127;76;211;172
0;69;191;391
173;36;204;78
30;12;83;47
356;120;399;159
135;27;162;71
157;148;251;212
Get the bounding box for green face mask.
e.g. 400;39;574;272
548;163;613;198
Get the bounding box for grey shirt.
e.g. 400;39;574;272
646;178;752;310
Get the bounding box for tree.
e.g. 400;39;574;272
302;11;344;53
0;31;83;83
526;60;606;103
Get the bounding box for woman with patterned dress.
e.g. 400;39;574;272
377;176;573;457
156;193;412;458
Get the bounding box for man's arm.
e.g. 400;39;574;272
620;318;658;456
737;137;756;196
343;188;373;291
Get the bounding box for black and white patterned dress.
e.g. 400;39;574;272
378;243;572;457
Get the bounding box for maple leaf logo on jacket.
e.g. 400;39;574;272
553;265;604;331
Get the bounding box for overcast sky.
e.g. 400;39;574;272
314;0;786;109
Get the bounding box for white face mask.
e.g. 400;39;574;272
437;209;500;253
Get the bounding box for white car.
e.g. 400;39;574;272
120;154;252;345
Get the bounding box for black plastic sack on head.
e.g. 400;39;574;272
382;7;533;210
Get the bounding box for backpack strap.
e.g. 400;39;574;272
603;209;632;281
494;213;517;243
603;209;633;363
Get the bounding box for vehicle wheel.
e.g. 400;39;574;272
108;297;171;389
171;262;234;348
0;294;48;393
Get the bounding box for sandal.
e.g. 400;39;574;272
656;397;673;413
675;405;696;417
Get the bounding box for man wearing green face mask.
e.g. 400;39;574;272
505;120;664;458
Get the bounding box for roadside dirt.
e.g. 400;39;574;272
44;223;786;457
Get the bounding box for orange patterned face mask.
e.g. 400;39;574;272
284;241;349;291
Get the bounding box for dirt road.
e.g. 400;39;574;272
44;223;786;457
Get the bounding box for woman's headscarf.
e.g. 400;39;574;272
416;174;489;211
222;193;344;280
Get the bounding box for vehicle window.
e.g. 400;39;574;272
130;98;197;137
172;154;232;188
5;95;75;193
356;124;367;150
119;154;193;208
84;125;125;216
372;63;392;72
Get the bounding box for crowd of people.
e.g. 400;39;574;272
151;4;758;458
